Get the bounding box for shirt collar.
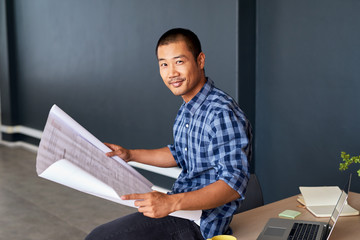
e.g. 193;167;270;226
183;77;214;115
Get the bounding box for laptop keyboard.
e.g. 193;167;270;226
287;223;319;240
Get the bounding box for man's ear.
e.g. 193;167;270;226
197;52;205;69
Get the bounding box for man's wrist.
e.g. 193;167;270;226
169;193;183;212
126;149;133;162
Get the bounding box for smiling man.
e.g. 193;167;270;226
85;28;252;240
158;39;206;102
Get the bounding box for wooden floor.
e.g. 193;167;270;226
0;145;136;240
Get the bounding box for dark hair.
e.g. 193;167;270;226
156;28;202;60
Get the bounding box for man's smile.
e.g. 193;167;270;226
169;77;185;88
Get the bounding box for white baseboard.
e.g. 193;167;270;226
1;125;43;139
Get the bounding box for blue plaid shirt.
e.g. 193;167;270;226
168;78;252;239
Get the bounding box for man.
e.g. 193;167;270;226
85;28;252;240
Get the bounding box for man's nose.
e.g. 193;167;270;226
169;64;180;77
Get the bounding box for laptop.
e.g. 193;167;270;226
257;174;352;240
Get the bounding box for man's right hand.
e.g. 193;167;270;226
104;144;177;168
104;143;132;162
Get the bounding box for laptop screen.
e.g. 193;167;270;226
324;174;352;240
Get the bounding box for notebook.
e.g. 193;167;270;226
298;186;358;217
256;174;352;240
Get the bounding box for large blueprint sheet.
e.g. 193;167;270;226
36;105;201;221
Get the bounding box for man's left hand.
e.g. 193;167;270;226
121;191;177;218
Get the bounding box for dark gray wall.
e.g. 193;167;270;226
256;0;360;203
5;0;239;148
0;0;18;129
1;0;244;189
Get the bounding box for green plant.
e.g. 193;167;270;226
339;152;360;176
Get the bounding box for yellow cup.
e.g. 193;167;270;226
207;235;237;240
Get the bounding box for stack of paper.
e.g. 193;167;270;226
298;186;359;217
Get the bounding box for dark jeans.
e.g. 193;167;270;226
85;212;205;240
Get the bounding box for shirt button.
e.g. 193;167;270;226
185;124;189;128
184;147;188;151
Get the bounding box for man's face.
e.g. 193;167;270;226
157;40;206;103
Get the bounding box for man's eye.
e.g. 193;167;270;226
176;60;184;64
160;63;167;67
